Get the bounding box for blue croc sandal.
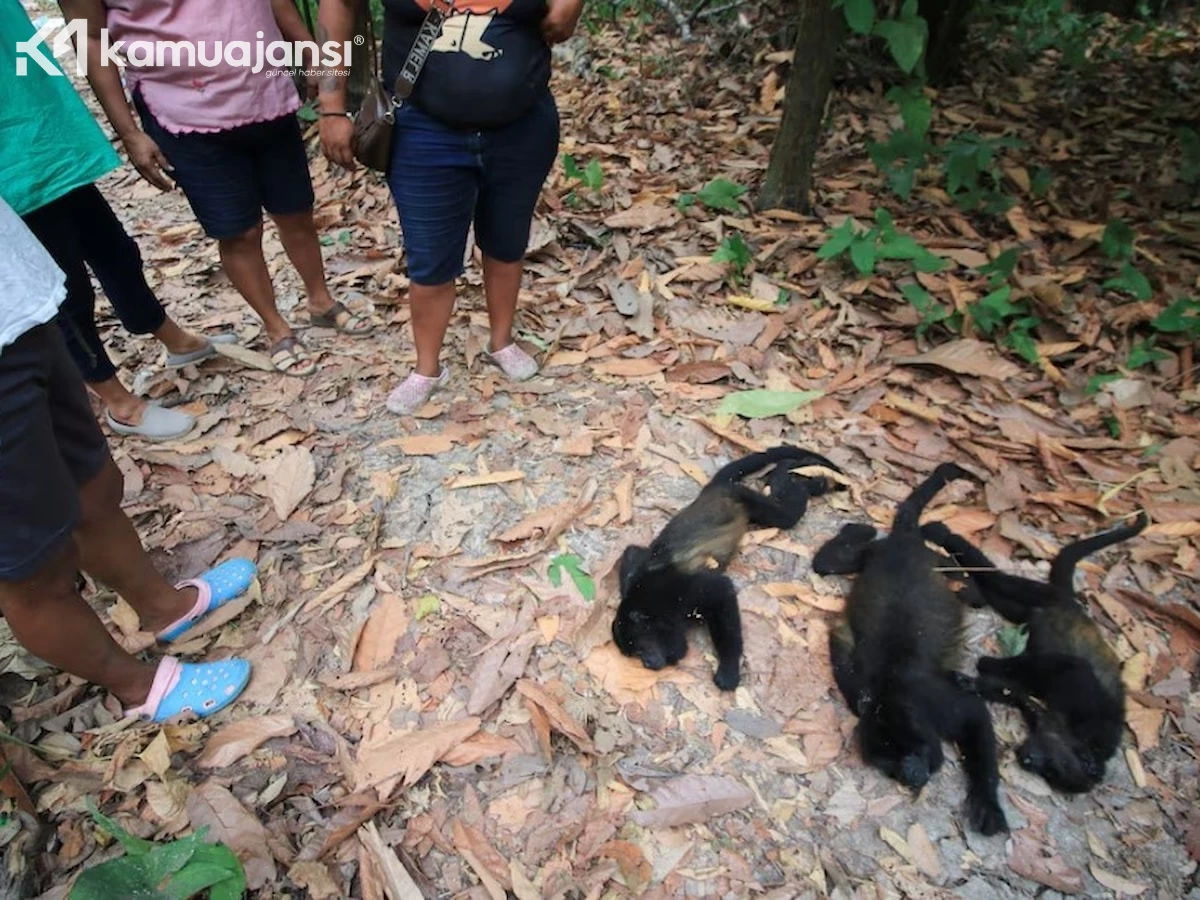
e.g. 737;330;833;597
157;557;257;643
124;656;251;723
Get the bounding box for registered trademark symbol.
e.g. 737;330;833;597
354;34;365;45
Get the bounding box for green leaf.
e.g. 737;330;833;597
969;286;1018;336
1031;167;1053;197
717;389;824;420
842;0;876;34
712;233;752;272
1102;262;1152;300
547;553;595;602
562;153;582;181
296;102;318;123
676;193;696;210
849;237;877;274
70;856;161;900
415;594;440;620
873;16;928;73
1005;328;1041;365
1127;338;1169;370
1152;297;1200;337
165;844;246;900
86;800;155;857
977;248;1020;286
997;624;1029;656
1085;372;1121;395
1104;415;1121;438
583;159;604;190
696;178;747;212
817;219;857;259
1100;219;1135;261
886;84;931;138
901;282;933;312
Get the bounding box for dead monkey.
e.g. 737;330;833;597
613;445;845;690
921;512;1149;794
814;463;1008;836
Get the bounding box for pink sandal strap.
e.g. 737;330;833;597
123;656;183;719
156;578;212;641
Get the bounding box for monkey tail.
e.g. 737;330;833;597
1048;510;1150;597
707;445;842;486
892;462;976;534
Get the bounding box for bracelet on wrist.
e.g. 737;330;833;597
320;111;352;118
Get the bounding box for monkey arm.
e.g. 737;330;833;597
938;681;1008;836
828;620;867;713
733;481;812;530
812;524;879;575
693;573;743;691
920;523;1056;620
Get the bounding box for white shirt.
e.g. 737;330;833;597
0;193;66;351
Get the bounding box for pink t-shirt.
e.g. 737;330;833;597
103;0;301;134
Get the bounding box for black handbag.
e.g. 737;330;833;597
353;0;453;171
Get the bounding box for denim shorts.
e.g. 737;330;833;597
135;92;316;240
387;90;560;286
0;324;110;581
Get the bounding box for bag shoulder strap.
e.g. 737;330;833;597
391;0;453;101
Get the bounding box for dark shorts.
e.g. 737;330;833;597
387;90;560;285
135;92;316;240
0;324;110;582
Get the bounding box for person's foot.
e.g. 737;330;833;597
487;341;539;381
136;583;201;636
161;331;209;357
155;558;258;643
309;299;375;336
124;656;252;722
269;336;317;377
386;367;450;415
164;333;238;369
105;403;196;441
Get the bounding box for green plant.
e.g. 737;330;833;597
1103;263;1153;300
70;801;245;900
680;178;748;213
1100;220;1135;261
1127;338;1169;369
1086;372;1121;395
835;0;929;74
942;132;1024;214
1153;297;1200;340
712;233;753;284
1097;220;1152;300
902;283;961;336
997;623;1029;656
817;209;946;276
968;284;1042;364
548;553;595;602
562;154;604;191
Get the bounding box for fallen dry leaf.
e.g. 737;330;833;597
516;679;595;754
288;861;342;900
258;445;316;521
378;433;455;455
356;717;481;796
590;357;667;377
452;819;511;898
1090;864;1149;896
1007;832;1084;894
895;339;1023;380
196;715;296;769
186;781;277;890
631;774;755;828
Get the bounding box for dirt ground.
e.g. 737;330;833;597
2;3;1199;899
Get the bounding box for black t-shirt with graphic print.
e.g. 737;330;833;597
381;0;551;130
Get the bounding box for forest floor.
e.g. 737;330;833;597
2;4;1199;899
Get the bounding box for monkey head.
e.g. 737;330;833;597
857;691;944;790
1017;726;1105;794
612;606;687;671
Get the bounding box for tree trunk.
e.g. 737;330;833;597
920;0;976;86
756;0;844;213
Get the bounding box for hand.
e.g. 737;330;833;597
122;131;174;191
319;113;357;171
542;0;583;44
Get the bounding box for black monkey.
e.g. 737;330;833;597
613;445;844;691
814;463;1008;836
921;512;1149;794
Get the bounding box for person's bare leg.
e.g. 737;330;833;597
410;282;456;376
217;223;292;345
0;541;157;706
270;211;336;318
89;376;149;426
73;458;196;633
481;255;524;352
153;318;208;356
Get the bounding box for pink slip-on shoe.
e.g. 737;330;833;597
386;367;450;415
487;342;538;381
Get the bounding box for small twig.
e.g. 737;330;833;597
693;0;748;21
655;0;694;40
686;0;715;24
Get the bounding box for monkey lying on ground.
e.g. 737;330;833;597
920;512;1149;794
813;462;1008;836
613;445;845;690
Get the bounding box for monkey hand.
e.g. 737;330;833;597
713;660;740;691
965;791;1008;837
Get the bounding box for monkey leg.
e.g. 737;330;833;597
618;545;652;598
828;620;867;713
940;681;1008;836
812;523;878;575
694;573;743;691
733;481;811;530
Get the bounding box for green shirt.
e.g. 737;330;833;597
0;0;119;215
